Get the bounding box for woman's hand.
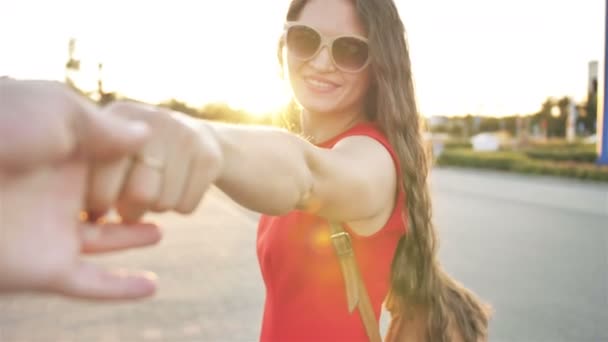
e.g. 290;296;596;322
87;101;223;223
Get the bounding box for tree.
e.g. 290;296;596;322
478;117;500;132
529;97;569;138
502;116;518;136
65;38;80;90
584;91;597;134
158;99;203;117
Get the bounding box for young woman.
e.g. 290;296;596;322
90;0;491;340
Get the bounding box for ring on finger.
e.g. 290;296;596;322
134;154;164;172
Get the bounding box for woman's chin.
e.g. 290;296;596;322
300;103;339;115
296;95;341;115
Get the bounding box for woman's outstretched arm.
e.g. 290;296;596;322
209;120;397;225
89;104;396;234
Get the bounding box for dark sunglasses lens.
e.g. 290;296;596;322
333;37;369;71
287;25;321;59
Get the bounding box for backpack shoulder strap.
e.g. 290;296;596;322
329;222;382;342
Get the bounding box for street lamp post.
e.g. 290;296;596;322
599;0;608;164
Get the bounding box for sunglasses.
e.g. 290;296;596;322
284;22;370;73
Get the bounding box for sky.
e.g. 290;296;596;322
0;0;605;117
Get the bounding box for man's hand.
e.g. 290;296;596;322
0;79;161;300
0;79;149;170
0;163;161;299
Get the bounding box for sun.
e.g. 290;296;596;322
227;80;293;117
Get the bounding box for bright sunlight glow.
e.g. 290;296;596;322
0;0;604;117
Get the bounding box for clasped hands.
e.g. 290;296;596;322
0;79;223;301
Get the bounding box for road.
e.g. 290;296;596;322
1;168;607;342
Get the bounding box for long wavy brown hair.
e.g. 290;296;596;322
280;0;491;341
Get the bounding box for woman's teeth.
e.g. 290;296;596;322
307;78;335;90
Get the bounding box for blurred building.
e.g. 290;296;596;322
428;115;449;128
471;131;513;152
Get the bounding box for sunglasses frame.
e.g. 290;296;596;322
283;21;371;73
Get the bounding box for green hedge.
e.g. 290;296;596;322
444;140;473;149
437;149;608;182
513;161;608;181
526;141;592;150
436;150;523;170
524;149;598;163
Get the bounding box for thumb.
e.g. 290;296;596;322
58;262;157;300
75;107;150;162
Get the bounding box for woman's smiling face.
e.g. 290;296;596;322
285;0;372;116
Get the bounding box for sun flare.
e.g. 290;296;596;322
0;0;603;117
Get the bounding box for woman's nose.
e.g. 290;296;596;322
308;44;336;73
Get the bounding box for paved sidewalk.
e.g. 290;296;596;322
0;187;266;342
1;168;607;341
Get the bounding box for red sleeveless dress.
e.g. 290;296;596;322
256;122;407;341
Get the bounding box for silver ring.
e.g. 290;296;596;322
135;154;164;171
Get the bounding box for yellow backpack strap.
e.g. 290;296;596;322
329;222;382;342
